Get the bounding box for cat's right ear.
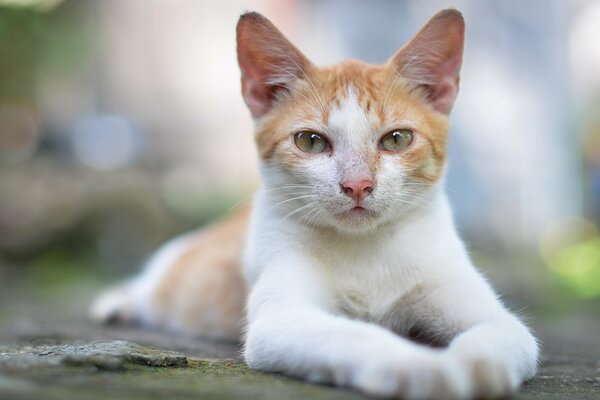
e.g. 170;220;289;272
237;12;312;118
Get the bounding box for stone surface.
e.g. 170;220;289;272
0;268;598;399
0;340;188;371
0;321;598;400
0;335;362;400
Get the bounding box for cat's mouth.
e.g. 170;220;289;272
335;204;376;220
328;203;383;232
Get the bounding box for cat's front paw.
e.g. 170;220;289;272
455;352;521;399
351;351;469;399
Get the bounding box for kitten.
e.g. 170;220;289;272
91;9;538;399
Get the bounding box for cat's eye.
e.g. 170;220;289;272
379;129;414;152
294;131;330;154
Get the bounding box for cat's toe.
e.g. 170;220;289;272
89;284;135;324
353;352;469;399
402;357;470;400
471;360;518;398
456;354;520;399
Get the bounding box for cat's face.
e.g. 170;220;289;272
254;63;450;233
237;10;464;233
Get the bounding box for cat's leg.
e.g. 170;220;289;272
244;256;470;399
89;232;195;325
406;268;539;398
90;206;250;341
89;279;138;324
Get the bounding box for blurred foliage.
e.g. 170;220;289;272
0;154;248;278
26;245;101;291
0;0;63;11
539;217;600;299
0;0;93;102
548;236;600;298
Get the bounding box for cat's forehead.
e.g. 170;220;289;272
315;61;389;111
308;62;425;132
256;60;447;161
327;86;377;142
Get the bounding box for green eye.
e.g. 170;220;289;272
294;131;330;153
380;129;414;152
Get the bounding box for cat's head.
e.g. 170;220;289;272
237;10;464;234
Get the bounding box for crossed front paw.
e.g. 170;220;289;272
346;351;518;399
456;352;520;399
347;351;467;399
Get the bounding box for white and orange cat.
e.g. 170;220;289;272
91;9;538;399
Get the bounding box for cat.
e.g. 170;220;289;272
90;9;539;399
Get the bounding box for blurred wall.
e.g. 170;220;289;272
1;0;599;296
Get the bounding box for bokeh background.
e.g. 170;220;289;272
1;0;599;339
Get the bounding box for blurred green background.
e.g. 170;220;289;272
0;0;599;335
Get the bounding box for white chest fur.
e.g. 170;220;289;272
245;189;469;329
313;229;423;321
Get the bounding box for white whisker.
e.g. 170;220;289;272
268;194;318;213
280;201;318;223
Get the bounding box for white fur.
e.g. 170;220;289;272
242;88;539;399
91;86;539;398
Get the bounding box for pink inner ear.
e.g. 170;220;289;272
237;13;311;118
243;79;271;118
389;10;464;115
425;57;462;114
427;79;458;115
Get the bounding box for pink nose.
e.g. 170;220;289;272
341;180;374;202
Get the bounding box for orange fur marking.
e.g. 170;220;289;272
133;10;462;342
255;60;450;185
151;204;250;341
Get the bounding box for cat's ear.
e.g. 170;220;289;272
388;9;464;114
237;12;312;118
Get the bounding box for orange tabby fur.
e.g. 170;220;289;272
91;12;540;398
149;204;249;340
137;14;459;340
255;60;449;184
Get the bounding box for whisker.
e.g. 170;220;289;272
381;65;400;114
398;192;429;204
267;194;318;213
228;185;316;212
401;182;434;188
280;201;317;223
299;205;323;232
227;194;254;212
382;55;423;116
263;185;314;190
390;194;428;210
309;208;328;231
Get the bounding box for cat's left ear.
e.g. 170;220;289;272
237;12;313;118
388;9;464;114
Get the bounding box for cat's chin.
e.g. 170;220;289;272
329;207;383;233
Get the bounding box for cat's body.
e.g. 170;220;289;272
91;9;538;399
